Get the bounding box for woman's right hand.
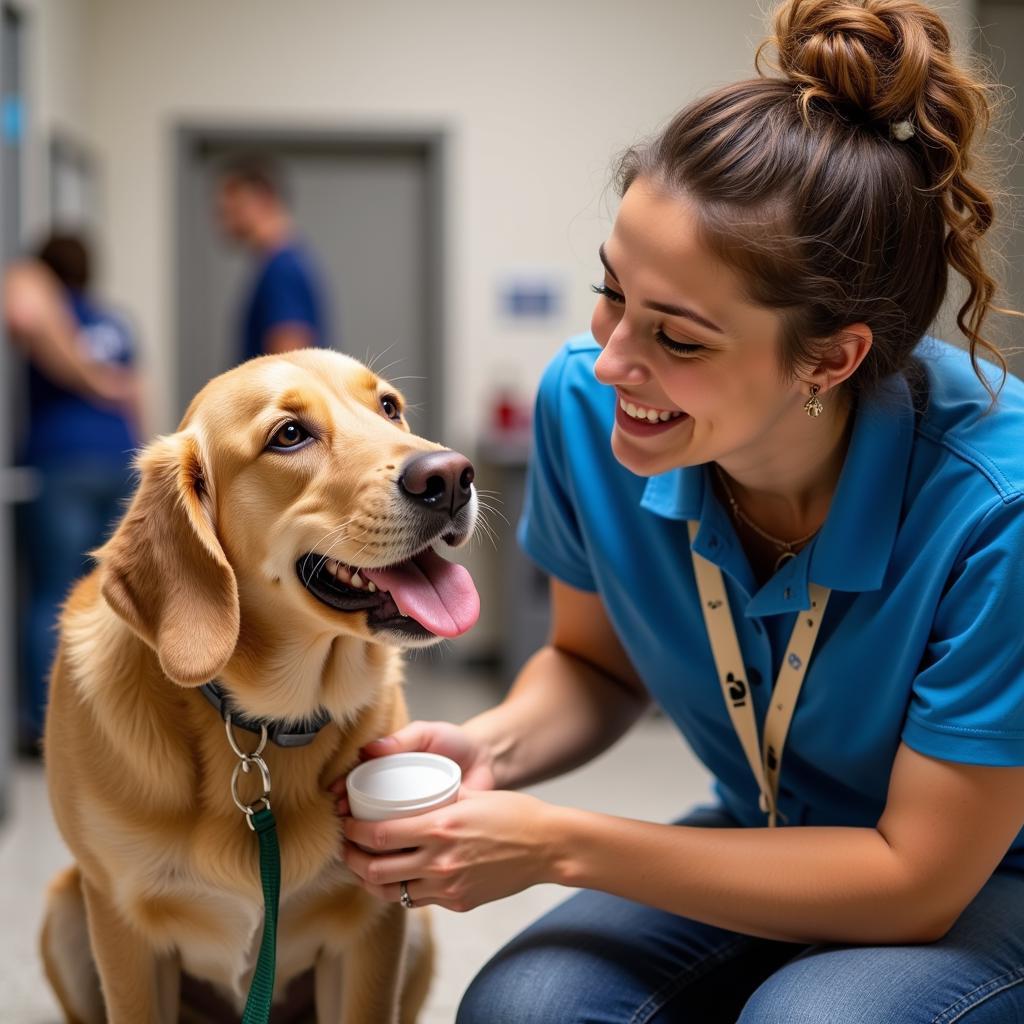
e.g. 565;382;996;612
328;720;496;813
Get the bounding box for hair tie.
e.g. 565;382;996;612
890;119;915;142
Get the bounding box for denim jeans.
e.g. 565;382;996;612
18;458;132;742
457;804;1024;1023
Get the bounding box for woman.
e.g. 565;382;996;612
5;234;141;752
335;0;1024;1019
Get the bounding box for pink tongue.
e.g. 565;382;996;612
361;549;480;638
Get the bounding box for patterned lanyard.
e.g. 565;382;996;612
687;521;832;827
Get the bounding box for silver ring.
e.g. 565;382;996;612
400;881;413;909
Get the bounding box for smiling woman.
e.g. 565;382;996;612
333;1;1024;1022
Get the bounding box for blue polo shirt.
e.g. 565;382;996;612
240;243;330;363
23;291;138;468
518;334;1024;868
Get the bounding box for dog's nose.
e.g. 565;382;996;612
399;451;475;516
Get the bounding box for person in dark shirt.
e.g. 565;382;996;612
4;233;141;752
216;156;332;362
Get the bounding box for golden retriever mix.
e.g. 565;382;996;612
39;349;480;1023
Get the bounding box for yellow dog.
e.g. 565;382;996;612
40;349;479;1023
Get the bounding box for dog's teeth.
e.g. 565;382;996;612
325;558;341;576
367;581;377;593
350;571;364;588
337;565;352;584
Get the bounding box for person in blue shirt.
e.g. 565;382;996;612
216;156;331;362
4;234;141;753
334;1;1024;1020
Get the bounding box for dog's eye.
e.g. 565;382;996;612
380;394;402;421
268;421;311;450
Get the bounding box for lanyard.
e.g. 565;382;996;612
687;521;832;827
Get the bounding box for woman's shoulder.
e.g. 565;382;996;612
911;337;1024;501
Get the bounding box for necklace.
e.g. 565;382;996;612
714;464;822;571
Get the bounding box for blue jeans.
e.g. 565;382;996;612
457;805;1024;1023
18;458;132;742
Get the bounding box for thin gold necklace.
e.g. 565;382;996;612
714;464;821;571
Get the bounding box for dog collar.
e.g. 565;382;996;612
199;681;333;748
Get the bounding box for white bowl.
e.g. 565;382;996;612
347;752;461;821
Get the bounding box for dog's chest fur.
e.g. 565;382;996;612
96;792;375;1009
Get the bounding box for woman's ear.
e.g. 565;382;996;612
809;323;874;392
94;431;240;685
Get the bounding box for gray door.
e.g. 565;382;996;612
176;131;445;440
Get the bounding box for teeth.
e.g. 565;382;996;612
619;398;684;423
313;556;379;593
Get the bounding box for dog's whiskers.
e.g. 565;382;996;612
303;518;358;577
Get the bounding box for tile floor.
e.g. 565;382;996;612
0;661;713;1023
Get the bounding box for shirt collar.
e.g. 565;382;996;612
640;373;916;613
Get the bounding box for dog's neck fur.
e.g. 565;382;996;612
67;572;400;752
217;585;402;729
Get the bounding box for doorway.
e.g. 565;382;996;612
175;126;447;439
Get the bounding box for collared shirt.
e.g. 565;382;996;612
240;243;331;363
518;334;1024;866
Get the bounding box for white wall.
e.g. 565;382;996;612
16;0;89;243
80;0;766;440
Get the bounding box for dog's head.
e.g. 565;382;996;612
95;349;480;687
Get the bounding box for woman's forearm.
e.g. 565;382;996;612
463;645;649;791
548;809;952;946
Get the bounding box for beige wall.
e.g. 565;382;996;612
17;0;89;242
976;1;1024;374
79;0;765;439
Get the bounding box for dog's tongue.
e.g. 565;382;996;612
362;548;479;638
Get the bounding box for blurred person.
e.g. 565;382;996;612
216;155;332;362
331;1;1024;1021
4;233;141;754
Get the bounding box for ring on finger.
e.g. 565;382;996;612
400;880;414;909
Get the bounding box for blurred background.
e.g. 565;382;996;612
0;0;1020;1020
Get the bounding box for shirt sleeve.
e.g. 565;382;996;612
902;497;1024;766
260;256;320;334
515;345;597;592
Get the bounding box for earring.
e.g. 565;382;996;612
803;384;824;418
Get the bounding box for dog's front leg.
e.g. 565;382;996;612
80;878;179;1023
316;903;408;1024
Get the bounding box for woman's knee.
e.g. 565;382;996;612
455;943;585;1024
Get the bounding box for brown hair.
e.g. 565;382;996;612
37;232;91;292
616;0;1015;402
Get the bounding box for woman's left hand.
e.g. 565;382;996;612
340;789;562;912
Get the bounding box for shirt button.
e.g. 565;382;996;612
783;587;792;600
747;667;763;687
708;534;720;549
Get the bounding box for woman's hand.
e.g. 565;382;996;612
340;788;562;912
328;720;496;813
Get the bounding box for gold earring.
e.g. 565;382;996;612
803;384;824;418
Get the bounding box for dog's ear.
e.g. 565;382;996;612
95;431;240;685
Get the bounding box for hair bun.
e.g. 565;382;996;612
759;0;948;123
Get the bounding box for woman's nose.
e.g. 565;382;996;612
594;323;648;388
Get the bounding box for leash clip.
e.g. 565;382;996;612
225;713;272;831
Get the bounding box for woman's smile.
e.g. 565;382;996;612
614;394;692;437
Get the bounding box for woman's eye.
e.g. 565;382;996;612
380;394;402;420
268;421;311;450
591;283;625;304
656;330;704;357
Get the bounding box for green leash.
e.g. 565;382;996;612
242;807;280;1024
225;716;281;1024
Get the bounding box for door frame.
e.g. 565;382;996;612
173;123;448;434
